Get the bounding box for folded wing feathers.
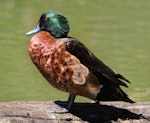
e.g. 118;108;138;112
62;38;130;88
116;73;130;83
65;52;89;85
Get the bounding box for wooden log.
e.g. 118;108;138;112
0;101;149;123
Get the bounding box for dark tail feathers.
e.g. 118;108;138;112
96;84;135;103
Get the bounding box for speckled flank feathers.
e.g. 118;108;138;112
26;11;134;110
28;32;101;100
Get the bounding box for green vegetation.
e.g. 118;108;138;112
0;0;149;102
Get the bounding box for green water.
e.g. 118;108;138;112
0;0;149;102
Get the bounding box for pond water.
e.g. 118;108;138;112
0;0;149;102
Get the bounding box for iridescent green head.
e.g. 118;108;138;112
26;12;69;38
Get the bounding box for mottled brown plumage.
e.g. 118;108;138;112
28;32;101;100
26;12;134;111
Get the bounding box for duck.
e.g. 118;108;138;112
26;11;134;111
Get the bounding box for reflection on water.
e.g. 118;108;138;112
0;1;149;101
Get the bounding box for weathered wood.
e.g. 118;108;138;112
0;101;149;123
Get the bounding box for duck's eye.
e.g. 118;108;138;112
44;18;49;21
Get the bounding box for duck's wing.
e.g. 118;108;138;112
63;38;129;86
62;37;134;103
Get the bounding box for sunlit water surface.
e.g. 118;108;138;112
0;1;149;102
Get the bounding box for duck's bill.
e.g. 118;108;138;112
26;25;40;36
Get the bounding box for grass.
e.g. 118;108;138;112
0;0;149;102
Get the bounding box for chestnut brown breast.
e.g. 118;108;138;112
28;31;101;100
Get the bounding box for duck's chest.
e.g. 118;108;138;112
29;39;54;64
28;38;71;86
28;38;66;71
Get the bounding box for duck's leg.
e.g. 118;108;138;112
67;94;76;110
49;94;76;114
